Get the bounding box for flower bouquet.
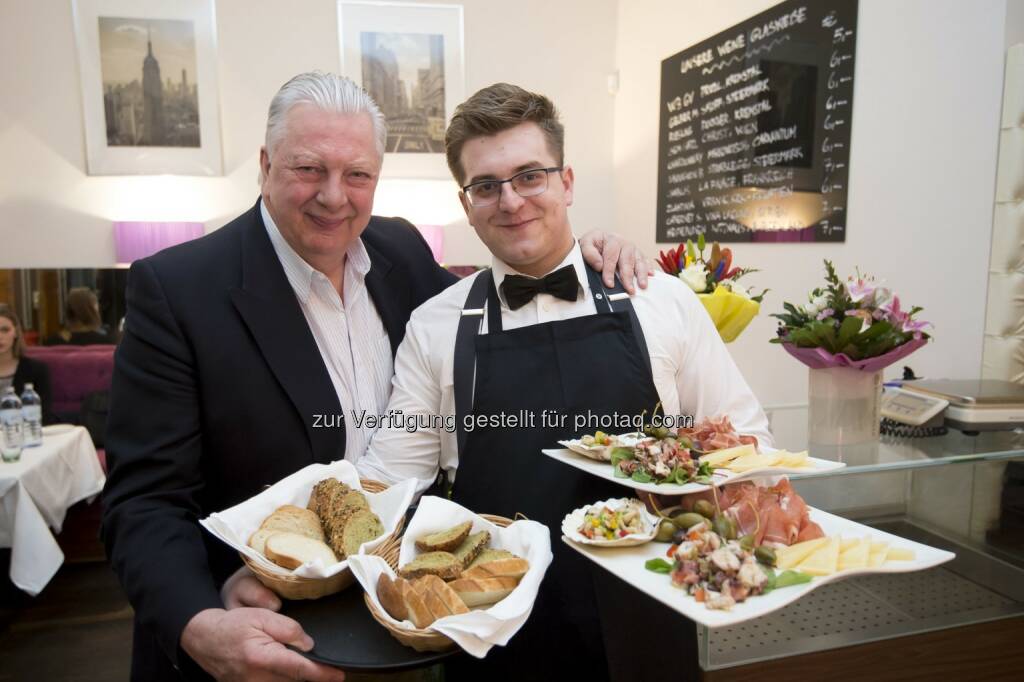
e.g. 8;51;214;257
771;260;932;445
657;234;767;343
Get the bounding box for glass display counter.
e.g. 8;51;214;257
697;405;1024;675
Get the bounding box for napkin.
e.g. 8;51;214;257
200;460;416;578
348;495;553;658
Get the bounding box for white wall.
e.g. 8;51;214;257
613;0;1008;406
0;0;618;268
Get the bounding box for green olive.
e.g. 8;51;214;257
655;519;676;543
672;512;707;531
739;534;756;552
755;546;777;566
711;515;737;541
693;500;716;519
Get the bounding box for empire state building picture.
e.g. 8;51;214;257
98;17;201;147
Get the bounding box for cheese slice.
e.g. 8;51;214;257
838;537;870;570
867;541;889;568
776;537;830;570
776;450;810;468
886;547;915;562
840;537;860;553
727;451;782;473
699;443;755;468
797;536;840;576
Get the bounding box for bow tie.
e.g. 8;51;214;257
500;265;580;311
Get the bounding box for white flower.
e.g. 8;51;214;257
722;281;749;298
678;263;708;293
803;294;828;316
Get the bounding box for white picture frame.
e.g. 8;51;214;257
72;0;223;176
338;1;465;179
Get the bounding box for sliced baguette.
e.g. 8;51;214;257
400;580;435;628
452;531;491;569
415;521;473;552
448;576;519;608
462;557;530;581
413;575;469;619
398;551;461;581
264;532;337;570
377;573;408;622
247;528;277;555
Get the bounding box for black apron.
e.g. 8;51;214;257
446;265;698;682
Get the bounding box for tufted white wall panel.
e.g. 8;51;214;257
985;43;1024;384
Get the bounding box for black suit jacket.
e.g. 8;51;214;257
101;201;456;680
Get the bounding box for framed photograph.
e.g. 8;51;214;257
338;1;465;178
72;0;223;175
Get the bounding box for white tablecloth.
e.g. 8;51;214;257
0;425;105;595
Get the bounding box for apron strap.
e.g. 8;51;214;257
455;271;492;457
456;265;657;455
583;267;655;379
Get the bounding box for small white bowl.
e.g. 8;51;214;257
562;497;659;547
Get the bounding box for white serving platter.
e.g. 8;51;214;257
560;497;659;547
541;447;845;495
563;507;955;628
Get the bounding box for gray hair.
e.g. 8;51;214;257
264;71;387;159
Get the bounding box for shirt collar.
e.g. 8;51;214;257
261;199;372;303
490;239;587;308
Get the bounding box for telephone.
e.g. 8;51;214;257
880;387;949;437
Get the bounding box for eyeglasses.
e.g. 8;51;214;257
461;167;563;207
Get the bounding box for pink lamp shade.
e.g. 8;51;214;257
416;224;444;264
113;221;205;264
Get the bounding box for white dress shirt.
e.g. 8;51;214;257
261;201;393;462
358;241;772;493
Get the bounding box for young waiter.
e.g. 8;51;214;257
359;83;772;681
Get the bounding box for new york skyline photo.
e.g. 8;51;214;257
99;17;200;148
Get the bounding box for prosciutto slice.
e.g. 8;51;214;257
681;479;824;547
678;415;758;452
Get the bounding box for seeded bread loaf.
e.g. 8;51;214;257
467;548;515;569
339;509;385;557
452;531;491;569
398;551;462;581
415;521;473;552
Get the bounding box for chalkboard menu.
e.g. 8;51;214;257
656;0;858;243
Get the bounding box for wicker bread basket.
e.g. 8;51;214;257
241;479;400;601
364;513;514;653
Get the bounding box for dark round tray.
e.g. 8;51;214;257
281;585;460;672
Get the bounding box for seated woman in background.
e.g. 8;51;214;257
44;287;116;346
0;303;54;424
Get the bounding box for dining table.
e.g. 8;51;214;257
0;424;105;595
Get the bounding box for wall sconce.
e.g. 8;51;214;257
113;221;205;266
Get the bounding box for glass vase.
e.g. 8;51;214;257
807;367;882;446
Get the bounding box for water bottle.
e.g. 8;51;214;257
21;383;43;447
1;386;23;463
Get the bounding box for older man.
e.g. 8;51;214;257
102;72;647;681
357;83;771;681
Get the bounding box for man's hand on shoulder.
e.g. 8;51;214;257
578;230;655;295
181;607;345;682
